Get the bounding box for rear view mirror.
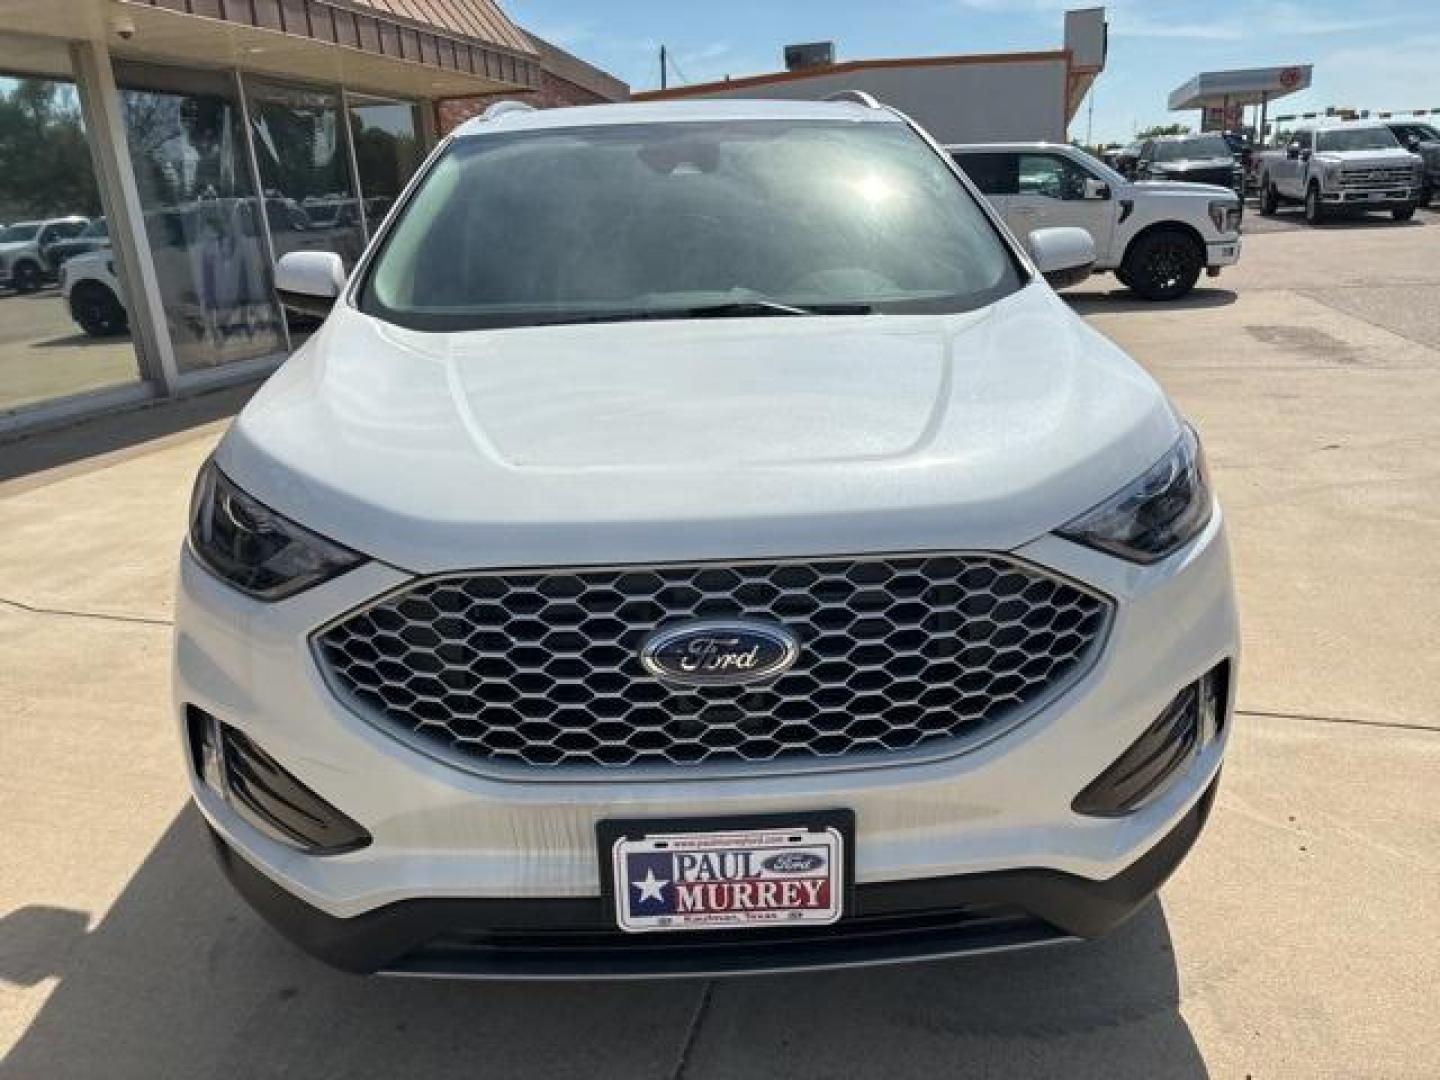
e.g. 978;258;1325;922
275;251;346;318
1027;227;1096;290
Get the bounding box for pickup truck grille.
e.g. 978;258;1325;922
1339;166;1414;187
316;555;1111;774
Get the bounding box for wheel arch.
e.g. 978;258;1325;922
1119;220;1206;272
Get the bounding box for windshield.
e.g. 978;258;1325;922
1154;136;1233;162
80;219;108;238
360;119;1022;331
1317;128;1400;152
0;223;39;243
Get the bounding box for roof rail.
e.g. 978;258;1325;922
481;100;537;121
825;90;882;109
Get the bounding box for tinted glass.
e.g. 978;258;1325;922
1317;128;1398;152
1016;153;1091;199
118;64;286;371
246;81;365;268
0;71;140;411
1154;136;1233;161
363;120;1022;331
953;151;1017;195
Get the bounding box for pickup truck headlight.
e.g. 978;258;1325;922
188;461;362;600
1208;199;1241;233
1057;428;1213;564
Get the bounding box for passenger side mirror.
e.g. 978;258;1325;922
1027;227;1096;290
1083;178;1111;200
275;251;346;318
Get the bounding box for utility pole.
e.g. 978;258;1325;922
1086;90;1095;148
660;44;667;90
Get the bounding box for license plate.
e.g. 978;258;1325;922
600;812;850;933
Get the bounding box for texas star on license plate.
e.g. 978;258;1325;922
610;825;844;933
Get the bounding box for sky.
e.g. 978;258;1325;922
504;0;1440;144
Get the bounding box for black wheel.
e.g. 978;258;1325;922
1304;184;1326;225
1392;204;1416;222
11;260;41;293
1120;230;1204;301
69;283;128;337
1259;177;1278;216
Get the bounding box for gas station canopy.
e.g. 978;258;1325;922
1169;65;1312;110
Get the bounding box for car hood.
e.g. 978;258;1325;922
1315;148;1418;165
1128;179;1238;199
1152;156;1234;171
0;241;33;257
218;283;1179;573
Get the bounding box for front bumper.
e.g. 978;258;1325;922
1205;239;1242;269
209;774;1219;977
1321;187;1415;206
174;513;1239;975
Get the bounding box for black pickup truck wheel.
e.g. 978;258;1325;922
1120;231;1203;301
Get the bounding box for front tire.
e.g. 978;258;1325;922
69;283;128;337
1304;184;1326;225
1392;204;1416;222
1259;177;1278;216
11;260;41;293
1120;230;1204;301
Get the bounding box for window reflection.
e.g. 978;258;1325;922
117;63;285;371
348;95;423;234
246;81;365;268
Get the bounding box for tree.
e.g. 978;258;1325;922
0;78;101;219
1136;122;1192;139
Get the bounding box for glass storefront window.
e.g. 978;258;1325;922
348;94;424;235
246;81;366;269
115;63;285;373
0;70;142;412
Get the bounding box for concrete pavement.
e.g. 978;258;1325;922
2;215;1438;1079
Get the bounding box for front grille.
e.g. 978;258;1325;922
315;554;1111;773
1340;166;1413;187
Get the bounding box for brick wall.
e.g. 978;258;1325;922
438;70;615;133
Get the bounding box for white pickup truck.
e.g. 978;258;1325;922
1254;121;1423;224
948;142;1242;301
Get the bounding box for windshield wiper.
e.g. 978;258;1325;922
684;300;872;318
542;299;873;326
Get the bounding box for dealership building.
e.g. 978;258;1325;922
634;7;1107;145
0;0;622;436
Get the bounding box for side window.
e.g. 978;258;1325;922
952;152;1018;196
50;221;85;240
1016;154;1089;200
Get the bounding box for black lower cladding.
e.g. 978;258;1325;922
208;775;1219;978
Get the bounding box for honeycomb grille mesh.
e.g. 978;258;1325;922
315;555;1111;772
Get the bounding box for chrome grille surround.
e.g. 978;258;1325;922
1339;166;1414;187
313;553;1113;780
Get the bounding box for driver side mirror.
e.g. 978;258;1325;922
1407;136;1422;151
1027;227;1096;290
1083;177;1111;200
1286;143;1301;160
275;250;346;318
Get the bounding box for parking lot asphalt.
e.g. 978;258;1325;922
2;212;1438;1079
0;287;138;414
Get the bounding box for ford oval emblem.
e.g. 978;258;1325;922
640;619;800;687
762;851;825;873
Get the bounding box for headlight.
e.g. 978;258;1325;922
1057;427;1213;563
1208;199;1241;233
188;461;362;600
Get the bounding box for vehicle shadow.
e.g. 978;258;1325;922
1065;287;1238;316
0;807;1209;1079
32;332;133;349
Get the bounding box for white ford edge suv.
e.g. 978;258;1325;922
175;98;1238;978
